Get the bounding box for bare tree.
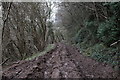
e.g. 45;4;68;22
2;2;54;63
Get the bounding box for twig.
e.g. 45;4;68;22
0;58;10;65
2;2;12;40
3;2;12;23
110;40;120;47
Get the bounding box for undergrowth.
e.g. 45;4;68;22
79;43;120;67
25;44;56;61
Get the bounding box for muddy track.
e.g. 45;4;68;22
2;43;117;79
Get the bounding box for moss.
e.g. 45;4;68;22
25;44;56;61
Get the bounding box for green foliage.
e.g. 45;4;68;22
84;2;120;46
74;28;89;44
85;21;98;37
103;2;120;18
84;43;105;56
97;17;120;46
74;2;120;67
84;44;120;67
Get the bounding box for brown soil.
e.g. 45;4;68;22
2;43;118;79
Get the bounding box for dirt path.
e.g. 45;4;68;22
2;43;117;79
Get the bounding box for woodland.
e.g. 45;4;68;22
1;2;120;79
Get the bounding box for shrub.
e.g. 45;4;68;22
97;17;120;46
84;43;120;67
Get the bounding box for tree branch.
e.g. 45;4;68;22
2;2;12;40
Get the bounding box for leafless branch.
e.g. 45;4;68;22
0;58;10;65
2;2;12;40
3;2;12;23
